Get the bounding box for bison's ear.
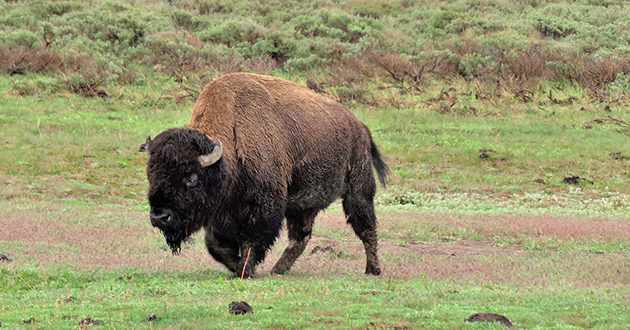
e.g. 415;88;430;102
139;135;152;153
198;140;223;167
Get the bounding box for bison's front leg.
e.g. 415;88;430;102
204;228;240;272
236;213;284;278
236;244;257;278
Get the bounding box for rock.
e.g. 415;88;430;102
143;314;161;323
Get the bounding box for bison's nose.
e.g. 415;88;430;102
150;208;172;228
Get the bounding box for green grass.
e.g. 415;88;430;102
2;77;628;205
1;267;629;329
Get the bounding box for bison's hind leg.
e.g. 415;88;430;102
270;209;317;275
343;161;382;275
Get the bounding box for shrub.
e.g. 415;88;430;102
430;10;458;30
291;15;332;38
61;9;147;48
145;35;210;80
251;31;297;63
370;52;424;92
171;9;207;31
610;72;630;95
502;46;555;82
573;58;630;92
531;14;577;38
0;47;63;75
58;71;107;97
458;53;494;79
199;18;265;46
0;30;40;48
30;1;82;18
198;0;233;15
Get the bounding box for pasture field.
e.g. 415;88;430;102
1;76;629;328
1;0;630;328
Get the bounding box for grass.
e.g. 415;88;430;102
1;72;629;327
1;267;629;329
2;76;628;204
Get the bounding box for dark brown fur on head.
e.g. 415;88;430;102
144;128;225;254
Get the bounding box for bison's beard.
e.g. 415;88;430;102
163;230;185;255
152;210;203;255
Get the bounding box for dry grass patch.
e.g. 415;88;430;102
1;200;627;289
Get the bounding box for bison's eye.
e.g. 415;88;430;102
184;173;199;188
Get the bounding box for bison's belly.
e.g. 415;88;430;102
286;173;346;211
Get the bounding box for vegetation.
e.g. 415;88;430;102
1;0;629;102
1;0;629;328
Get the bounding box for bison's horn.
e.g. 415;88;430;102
198;140;223;167
139;135;152;153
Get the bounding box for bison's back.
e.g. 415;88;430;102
189;73;373;208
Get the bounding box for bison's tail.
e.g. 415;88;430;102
367;129;390;187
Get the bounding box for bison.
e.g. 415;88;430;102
140;73;389;278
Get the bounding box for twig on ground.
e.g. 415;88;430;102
238;248;252;289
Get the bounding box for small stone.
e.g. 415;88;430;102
79;317;104;326
143;314;161;323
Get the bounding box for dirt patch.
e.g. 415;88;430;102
367;321;408;329
360;291;384;296
563;176;593;185
261;212;630;286
2;205;628;287
0;206;223;272
230;301;253;315
309;245;342;257
465;313;513;327
610;152;628;161
381;239;521;258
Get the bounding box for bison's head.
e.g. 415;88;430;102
140;128;224;254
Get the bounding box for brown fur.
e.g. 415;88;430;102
188;73;374;189
145;73;388;277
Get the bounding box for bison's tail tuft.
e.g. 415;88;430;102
368;131;390;187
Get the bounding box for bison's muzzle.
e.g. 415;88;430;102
150;207;185;254
150;208;177;230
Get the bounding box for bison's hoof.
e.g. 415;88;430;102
269;270;283;277
236;272;254;279
235;267;254;279
365;265;382;276
270;265;287;275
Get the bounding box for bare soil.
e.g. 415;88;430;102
1;206;628;288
